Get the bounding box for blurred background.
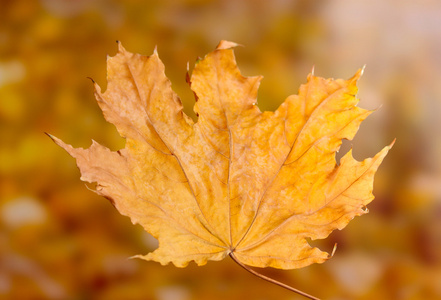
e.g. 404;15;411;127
1;0;440;299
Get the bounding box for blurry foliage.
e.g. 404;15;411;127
1;0;440;299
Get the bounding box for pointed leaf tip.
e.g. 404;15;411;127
45;133;73;154
45;133;65;147
351;66;365;82
389;138;396;148
117;41;126;53
216;40;241;50
45;132;55;141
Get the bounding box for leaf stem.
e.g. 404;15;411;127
229;253;320;300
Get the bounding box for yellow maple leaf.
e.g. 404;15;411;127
49;41;392;298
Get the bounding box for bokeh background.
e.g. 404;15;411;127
1;0;441;299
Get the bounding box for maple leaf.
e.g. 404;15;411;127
49;41;391;298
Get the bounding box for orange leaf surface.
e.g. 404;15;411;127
50;41;392;269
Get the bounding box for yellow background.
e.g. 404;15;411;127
1;0;440;299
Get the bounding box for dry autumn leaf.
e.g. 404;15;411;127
49;40;392;298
